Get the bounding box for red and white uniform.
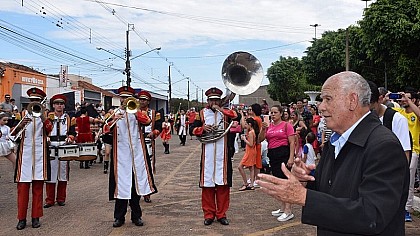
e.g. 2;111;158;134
193;107;236;220
14;112;52;220
109;110;157;199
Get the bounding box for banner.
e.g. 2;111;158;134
59;65;68;87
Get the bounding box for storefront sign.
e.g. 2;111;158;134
22;77;44;85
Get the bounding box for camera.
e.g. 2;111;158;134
389;93;402;100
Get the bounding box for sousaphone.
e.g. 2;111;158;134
197;51;263;143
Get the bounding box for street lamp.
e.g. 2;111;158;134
96;47;125;60
310;24;320;40
131;47;161;61
361;0;371;9
97;46;161;87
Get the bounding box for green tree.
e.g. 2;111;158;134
266;56;313;104
359;0;420;89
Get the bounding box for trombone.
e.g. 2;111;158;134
104;97;139;130
11;97;47;142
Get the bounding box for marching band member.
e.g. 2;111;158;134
161;115;172;154
107;86;157;228
176;109;188;146
44;94;75;209
12;88;53;230
101;109;113;174
0;112;16;169
137;90;162;203
193;87;237;226
75;107;103;169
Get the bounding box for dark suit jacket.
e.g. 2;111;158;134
302;112;409;235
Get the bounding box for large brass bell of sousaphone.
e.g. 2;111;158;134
221;51;264;96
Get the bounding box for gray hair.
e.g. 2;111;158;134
336;71;371;107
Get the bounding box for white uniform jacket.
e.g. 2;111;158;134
14;112;52;183
109;110;157;200
47;113;71;183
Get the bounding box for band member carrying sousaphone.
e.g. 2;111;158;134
12;87;53;230
106;86;157;228
137;90;162;203
193;87;237;226
44;94;76;209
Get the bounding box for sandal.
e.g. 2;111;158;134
144;196;152;203
246;184;255;190
238;185;248;191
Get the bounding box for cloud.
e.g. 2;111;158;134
1;0;369;97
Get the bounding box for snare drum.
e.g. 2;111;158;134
55;145;79;161
78;143;97;161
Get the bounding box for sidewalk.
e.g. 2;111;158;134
0;137;419;235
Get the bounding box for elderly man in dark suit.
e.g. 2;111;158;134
257;71;409;236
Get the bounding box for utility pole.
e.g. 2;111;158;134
345;29;349;71
125;24;133;87
310;24;320;40
196;87;198;102
201;89;204;105
168;65;172;113
187;77;190;110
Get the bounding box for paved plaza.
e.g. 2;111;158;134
1;137;419;236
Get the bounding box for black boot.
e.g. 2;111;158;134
84;161;90;169
31;218;41;228
165;143;170;154
16;219;26;230
79;162;84;169
104;161;109;174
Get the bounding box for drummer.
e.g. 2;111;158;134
44;94;76;209
75;106;103;169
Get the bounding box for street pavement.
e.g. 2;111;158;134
1;136;419;236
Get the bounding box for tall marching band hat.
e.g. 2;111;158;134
117;86;135;97
51;94;67;104
137;90;152;100
26;87;46;99
205;87;223;99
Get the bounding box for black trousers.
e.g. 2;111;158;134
179;134;187;144
114;174;142;221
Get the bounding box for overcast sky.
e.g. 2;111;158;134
1;0;372;100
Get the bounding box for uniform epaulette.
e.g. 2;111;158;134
71;117;77;126
48;112;55;121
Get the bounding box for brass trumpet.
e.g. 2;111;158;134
104;97;139;129
11;97;47;142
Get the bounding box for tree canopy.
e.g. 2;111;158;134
266;0;420;101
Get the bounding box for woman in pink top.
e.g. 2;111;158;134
259;105;296;222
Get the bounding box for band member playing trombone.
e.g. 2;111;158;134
12;87;53;230
137;90;162;203
106;86;157;228
193;87;237;226
44;94;76;209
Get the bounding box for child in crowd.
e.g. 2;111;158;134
238;118;258;191
302;132;316;176
161;115;172;154
0;112;16;169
